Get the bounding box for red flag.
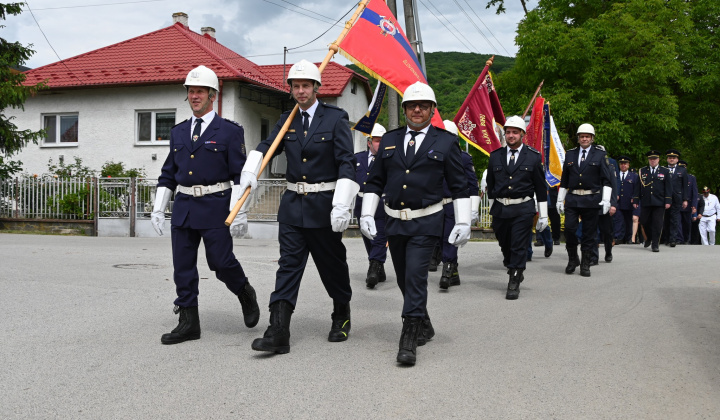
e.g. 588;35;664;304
453;64;505;155
524;97;545;154
338;0;443;128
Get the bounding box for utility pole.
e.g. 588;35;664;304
386;0;399;129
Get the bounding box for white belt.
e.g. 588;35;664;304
384;201;443;221
496;196;532;206
570;189;598;196
442;198;453;205
176;181;231;197
287;181;336;194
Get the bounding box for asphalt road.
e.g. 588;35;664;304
1;234;719;419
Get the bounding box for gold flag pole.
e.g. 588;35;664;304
226;0;370;226
521;80;544;120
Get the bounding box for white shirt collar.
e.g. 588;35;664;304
191;110;216;127
300;100;319;119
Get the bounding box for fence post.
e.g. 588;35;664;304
13;178;19;218
93;177;99;236
129;177;136;237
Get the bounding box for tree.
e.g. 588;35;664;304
495;0;720;189
0;3;47;178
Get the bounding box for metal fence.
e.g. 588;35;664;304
0;176;493;228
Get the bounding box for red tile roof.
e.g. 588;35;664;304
22;23;286;91
259;62;371;99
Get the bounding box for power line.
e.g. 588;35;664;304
449;0;500;54
285;2;356;51
24;0;167;11
419;0;479;54
261;0;341;27
462;0;512;56
24;1;87;84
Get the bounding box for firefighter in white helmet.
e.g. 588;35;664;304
237;59;359;355
426;119;480;291
360;81;470;366
354;123;390;289
152;65;259;345
485;115;547;300
557;123;613;276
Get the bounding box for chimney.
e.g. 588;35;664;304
172;12;188;28
201;27;216;39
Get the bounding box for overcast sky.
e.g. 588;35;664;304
4;0;530;70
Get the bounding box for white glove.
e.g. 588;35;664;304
360;192;380;239
360;215;377;239
470;195;480;225
557;187;567;215
331;178;360;232
230;212;248;238
228;185;250;237
448;198;471;247
536;201;548;232
151;186;173;236
600;186;612;215
237;150;263;194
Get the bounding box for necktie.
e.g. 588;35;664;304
302;111;310;137
509;149;517;167
670;167;675;175
192;118;203;142
406;131;419;165
621;172;625;183
581;149;586;165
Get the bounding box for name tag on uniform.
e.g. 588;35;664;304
384;146;396;150
288;129;296;133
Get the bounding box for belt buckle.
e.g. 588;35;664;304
296;182;306;194
400;209;411;221
192;186;204;197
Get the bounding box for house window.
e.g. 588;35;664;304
351;82;357;94
136;110;175;143
43;114;78;146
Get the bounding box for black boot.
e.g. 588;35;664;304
377;262;386;282
161;306;201;345
428;244;441;272
397;317;423;366
251;300;293;354
506;268;524;300
238;282;260;328
565;247;580;274
366;260;381;289
439;262;460;289
417;312;434;346
328;300;351;342
580;252;592;277
605;250;613;262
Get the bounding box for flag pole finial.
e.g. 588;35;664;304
486;55;495;67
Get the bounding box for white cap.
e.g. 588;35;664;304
443;120;459;136
504;115;526;133
370;123;386;138
577;123;595;136
287;59;321;85
401;81;437;105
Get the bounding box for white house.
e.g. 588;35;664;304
12;13;372;178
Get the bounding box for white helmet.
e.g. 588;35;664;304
184;65;219;91
370;123;386;138
287;59;322;86
577;123;595;136
504;115;526;133
443;120;459;136
402;82;436;106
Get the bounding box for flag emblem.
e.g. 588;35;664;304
378;17;397;36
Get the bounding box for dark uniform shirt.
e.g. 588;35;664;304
635;166;672;207
559;145;613;208
256;102;356;228
486;144;547;218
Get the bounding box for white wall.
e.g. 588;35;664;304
9;79;369;177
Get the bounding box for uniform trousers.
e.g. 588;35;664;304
361;215;388;262
680;210;692;243
615;209;633;242
663;204;682;243
640;205;665;248
597;212;614;253
564;207;599;253
388;234;436;318
548;207;562;242
699;217;717;245
171;225;248;307
492;212;535;269
270;223;351;307
441;203;458;263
